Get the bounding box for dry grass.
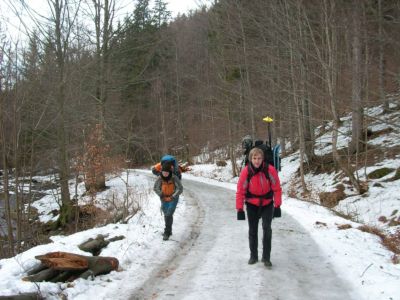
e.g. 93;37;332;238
358;225;400;262
337;224;352;230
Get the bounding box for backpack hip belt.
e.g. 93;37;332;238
245;190;274;200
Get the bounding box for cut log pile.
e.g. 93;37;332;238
21;234;125;283
23;251;119;282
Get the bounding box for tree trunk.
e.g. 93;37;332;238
0;78;15;256
349;2;364;154
285;0;307;192
0;292;42;300
305;0;362;193
52;0;73;227
156;77;168;154
237;5;256;139
378;0;388;111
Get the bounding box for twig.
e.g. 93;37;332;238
360;263;373;277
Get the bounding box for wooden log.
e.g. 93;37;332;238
0;293;41;300
22;268;60;282
35;252;88;270
80;256;119;279
78;234;109;255
50;270;85;283
107;235;125;243
23;251;119;282
26;263;48;276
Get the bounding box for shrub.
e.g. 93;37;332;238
367;167;395;179
216;160;227;167
319;189;346;208
385;168;400;182
358;226;400;257
384;229;400;255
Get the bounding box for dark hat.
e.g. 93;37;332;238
161;162;172;172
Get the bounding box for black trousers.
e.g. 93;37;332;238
246;202;274;260
164;215;173;235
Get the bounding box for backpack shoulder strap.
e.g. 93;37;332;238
246;164;270;183
245;164;273;199
263;164;271;182
246;164;254;184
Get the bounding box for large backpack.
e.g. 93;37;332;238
241;137;281;172
254;140;281;171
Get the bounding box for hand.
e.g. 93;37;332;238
237;210;245;220
273;207;281;218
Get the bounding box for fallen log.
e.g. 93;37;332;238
78;234;125;255
23;251;119;282
0;293;41;300
23;268;60;282
35;252;88;270
26;264;47;276
78;234;109;255
50;270;85;283
81;256;119;279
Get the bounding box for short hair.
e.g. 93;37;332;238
248;147;264;161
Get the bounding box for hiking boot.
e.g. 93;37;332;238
263;260;272;268
248;257;258;265
163;233;170;241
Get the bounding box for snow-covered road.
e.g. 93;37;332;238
128;178;358;300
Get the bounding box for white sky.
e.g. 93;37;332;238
0;0;206;43
0;100;399;299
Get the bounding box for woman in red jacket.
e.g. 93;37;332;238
236;147;282;267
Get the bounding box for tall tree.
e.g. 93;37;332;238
349;1;364;155
152;0;171;28
0;41;15;256
47;0;80;227
84;0;116;192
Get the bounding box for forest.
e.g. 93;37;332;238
1;0;400;258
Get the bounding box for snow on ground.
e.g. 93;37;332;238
0;171;195;299
1;102;399;299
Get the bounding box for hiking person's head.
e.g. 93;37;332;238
161;162;172;179
249;147;264;168
242;135;253;153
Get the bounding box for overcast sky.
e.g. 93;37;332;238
0;0;207;43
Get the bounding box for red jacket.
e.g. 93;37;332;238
236;163;282;210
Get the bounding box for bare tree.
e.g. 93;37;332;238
305;0;362;193
0;41;15;256
48;0;82;227
349;1;364;155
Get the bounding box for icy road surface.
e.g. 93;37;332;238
128;178;357;300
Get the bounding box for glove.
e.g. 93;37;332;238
237;210;245;220
152;167;160;176
273;207;281;218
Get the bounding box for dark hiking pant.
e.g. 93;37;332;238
164;215;173;235
161;197;178;236
246;202;274;260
